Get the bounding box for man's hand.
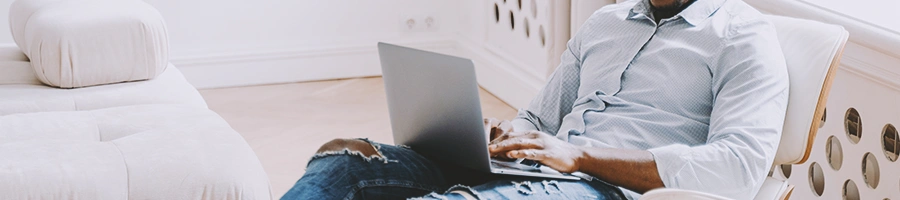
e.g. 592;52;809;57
488;130;585;173
483;118;513;141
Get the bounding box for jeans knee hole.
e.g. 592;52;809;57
512;181;535;195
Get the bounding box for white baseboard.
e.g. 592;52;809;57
172;37;457;89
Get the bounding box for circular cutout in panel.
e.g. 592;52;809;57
509;11;515;30
808;162;825;196
780;164;792;178
524;18;530;38
882;124;899;162
530;0;537;18
820;107;827;128
845;108;862;144
843;179;860;200
494;3;500;23
862;152;880;188
538;25;546;47
826;136;844;170
517;0;523;10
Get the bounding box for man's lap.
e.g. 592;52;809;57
282;138;624;200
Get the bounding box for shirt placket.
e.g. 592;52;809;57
560;13;663;139
605;14;662;96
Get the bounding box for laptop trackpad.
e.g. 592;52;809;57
490;159;543;173
489;159;583;180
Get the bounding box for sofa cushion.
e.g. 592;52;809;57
0;46;37;85
0;104;272;199
0;64;206;116
9;0;168;88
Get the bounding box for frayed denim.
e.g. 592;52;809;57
281;139;625;200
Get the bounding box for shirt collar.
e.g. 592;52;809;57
629;0;727;26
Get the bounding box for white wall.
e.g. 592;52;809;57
148;0;464;88
0;0;461;53
0;0;462;88
0;1;13;44
0;0;560;108
141;0;457;58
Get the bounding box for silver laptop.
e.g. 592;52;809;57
377;42;579;180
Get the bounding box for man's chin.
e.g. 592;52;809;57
655;4;683;12
651;0;685;12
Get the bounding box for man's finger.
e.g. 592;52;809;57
490;122;502;141
489;130;534;145
489;133;505;144
485;118;503;140
489;138;543;155
507;149;547;160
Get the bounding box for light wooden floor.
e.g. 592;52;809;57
199;77;517;197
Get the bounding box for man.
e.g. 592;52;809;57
282;0;787;199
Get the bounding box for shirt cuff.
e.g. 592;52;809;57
647;144;693;188
510;118;538;132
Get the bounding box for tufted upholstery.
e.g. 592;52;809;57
0;105;272;199
0;49;274;199
9;0;168;88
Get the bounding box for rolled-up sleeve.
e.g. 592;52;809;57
511;38;582;135
647;18;789;198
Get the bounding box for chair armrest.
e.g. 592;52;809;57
754;176;793;200
639;176;792;200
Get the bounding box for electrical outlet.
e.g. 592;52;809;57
423;15;438;31
399;14;438;32
399;14;420;32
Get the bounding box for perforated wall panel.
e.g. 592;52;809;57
486;0;569;79
775;70;900;200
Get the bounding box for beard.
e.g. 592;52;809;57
652;0;690;12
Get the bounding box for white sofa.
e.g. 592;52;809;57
0;0;272;199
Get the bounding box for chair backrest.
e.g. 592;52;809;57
767;15;848;165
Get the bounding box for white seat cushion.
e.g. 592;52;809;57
0;64;206;116
0;46;37;85
9;0;168;88
0;105;272;199
0;50;271;198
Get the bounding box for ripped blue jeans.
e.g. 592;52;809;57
281;138;625;200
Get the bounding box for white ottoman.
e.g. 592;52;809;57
10;0;168;88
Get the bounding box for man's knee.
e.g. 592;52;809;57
316;138;381;158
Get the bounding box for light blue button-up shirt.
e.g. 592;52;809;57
511;0;789;199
